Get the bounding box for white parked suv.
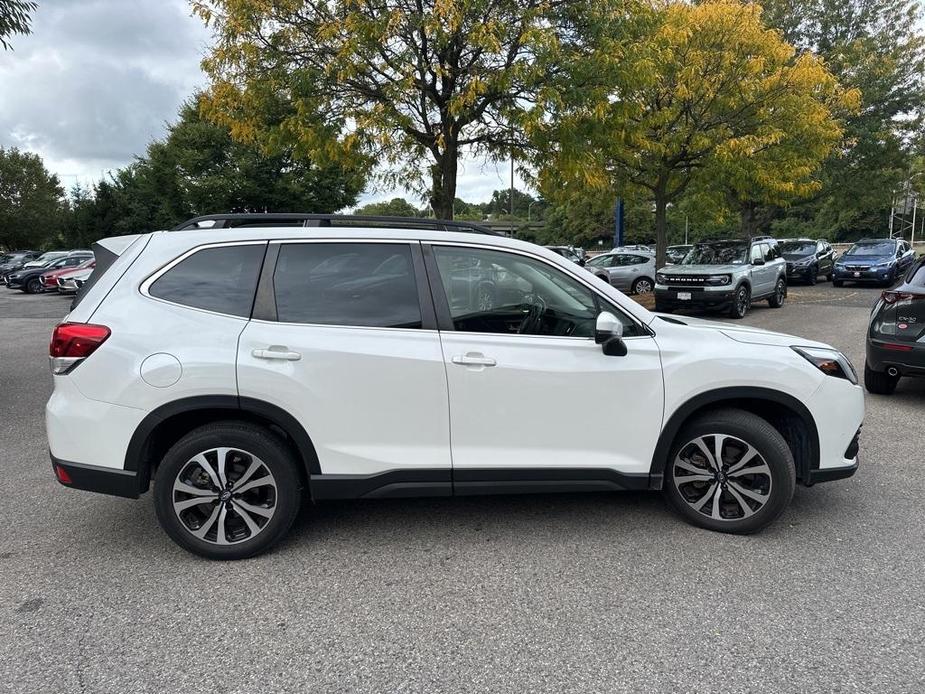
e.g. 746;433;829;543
46;214;864;559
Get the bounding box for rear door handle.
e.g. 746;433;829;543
252;347;302;361
451;353;496;367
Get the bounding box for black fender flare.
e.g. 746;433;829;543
124;395;321;480
649;386;819;487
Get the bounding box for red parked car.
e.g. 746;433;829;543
41;259;94;291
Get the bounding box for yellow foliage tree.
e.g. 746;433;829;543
533;0;858;266
192;0;587;219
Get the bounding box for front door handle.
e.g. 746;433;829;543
252;347;302;361
451;353;497;367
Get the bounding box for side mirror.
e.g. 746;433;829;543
752;257;765;266
595;311;627;357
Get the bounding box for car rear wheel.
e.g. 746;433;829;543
153;422;302;560
728;285;750;319
864;363;899;395
631;277;653;295
767;278;786;308
664;409;795;534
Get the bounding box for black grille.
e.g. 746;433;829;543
660;275;708;286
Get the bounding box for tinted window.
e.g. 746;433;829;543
149;244;265;317
684;242;748;265
273;243;421;328
845;242;894;257
763;243;778;261
779;241;815;255
907;259;925;286
586;254;612;268
433;246;638;338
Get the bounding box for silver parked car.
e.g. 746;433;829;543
585;251;656;294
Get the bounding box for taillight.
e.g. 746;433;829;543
882;291;924;304
49;323;110;374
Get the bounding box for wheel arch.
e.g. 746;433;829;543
650;387;819;488
125;396;320;493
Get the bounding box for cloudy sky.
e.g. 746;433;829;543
0;0;523;209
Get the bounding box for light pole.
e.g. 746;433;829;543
528;200;537;221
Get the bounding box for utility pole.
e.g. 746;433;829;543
685;215;689;245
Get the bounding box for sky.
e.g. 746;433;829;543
0;0;524;209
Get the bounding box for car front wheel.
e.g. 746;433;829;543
26;277;43;294
153;422;302;560
728;285;750;319
664;409;795;534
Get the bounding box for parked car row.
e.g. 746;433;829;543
0;249;95;294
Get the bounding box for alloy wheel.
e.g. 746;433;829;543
671;434;772;521
633;278;653;294
171;447;278;545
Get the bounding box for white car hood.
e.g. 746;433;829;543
652;313;830;349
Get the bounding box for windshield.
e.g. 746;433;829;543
778;241;816;255
845;242;894;257
682;242;748;265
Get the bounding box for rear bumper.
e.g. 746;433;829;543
866;339;925;376
51;454;142;499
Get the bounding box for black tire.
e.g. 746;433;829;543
25;277;42;294
767;278;786;308
631;276;653;295
153;421;302;560
864;363;899;395
808;266;818;285
728;284;750;319
833;279;844;287
664;408;796;534
825;269;833;282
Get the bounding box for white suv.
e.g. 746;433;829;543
46;214;864;559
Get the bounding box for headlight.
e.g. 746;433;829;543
795;256;814;266
706;274;731;286
792;346;858;384
656;273;667;284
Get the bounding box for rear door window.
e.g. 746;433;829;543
148;243;266;317
272;242;422;329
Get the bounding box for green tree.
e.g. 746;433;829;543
193;0;589;219
0;147;65;250
0;0;36;49
354;197;423;218
762;0;925;239
533;0;850;267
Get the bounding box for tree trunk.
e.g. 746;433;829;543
429;146;458;220
654;187;668;270
739;201;758;238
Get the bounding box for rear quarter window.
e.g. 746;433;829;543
148;244;266;317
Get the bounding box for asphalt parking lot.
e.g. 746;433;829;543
1;283;923;693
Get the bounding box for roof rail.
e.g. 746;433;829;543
171;213;498;235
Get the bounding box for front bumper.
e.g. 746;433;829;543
866;338;925;376
786;264;815;281
654;286;735;310
834;266;893;283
